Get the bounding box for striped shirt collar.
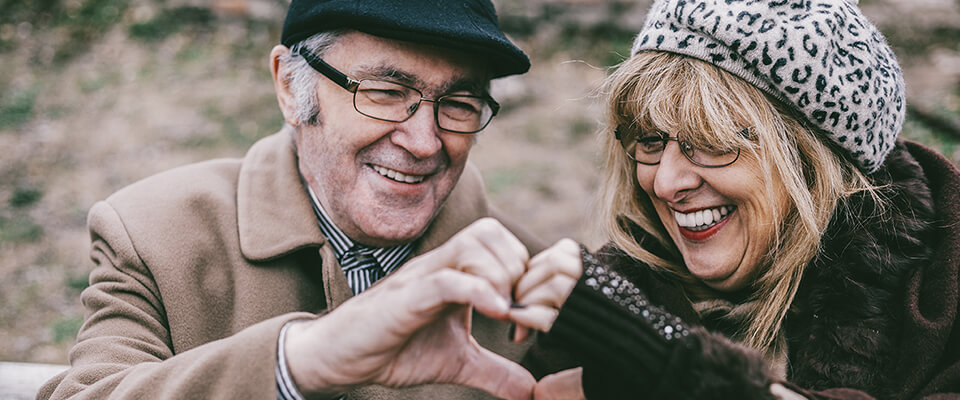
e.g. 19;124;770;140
305;184;414;277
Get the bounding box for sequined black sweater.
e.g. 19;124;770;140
539;248;776;399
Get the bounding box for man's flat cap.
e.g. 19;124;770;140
281;0;530;78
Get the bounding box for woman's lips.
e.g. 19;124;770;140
675;206;735;242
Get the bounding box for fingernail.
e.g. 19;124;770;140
510;302;527;309
494;296;510;312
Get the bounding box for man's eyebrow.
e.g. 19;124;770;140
355;65;422;86
353;64;488;96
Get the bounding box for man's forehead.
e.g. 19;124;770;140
327;31;490;92
352;63;486;95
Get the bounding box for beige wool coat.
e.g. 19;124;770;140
38;128;546;400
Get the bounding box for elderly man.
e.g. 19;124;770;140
37;1;573;399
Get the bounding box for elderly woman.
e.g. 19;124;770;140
511;0;960;398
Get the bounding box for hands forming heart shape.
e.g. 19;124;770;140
284;218;584;400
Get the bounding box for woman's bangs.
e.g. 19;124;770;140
674;64;756;152
615;71;678;133
614;54;757;152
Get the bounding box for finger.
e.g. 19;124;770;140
469;218;530;286
513;325;530;343
509;304;560;332
513;270;578;307
515;240;581;299
402;218;514;275
516;275;577;309
458;251;515;298
534;367;585;400
455;341;536;400
409;269;511;320
770;383;807;400
418;218;528;297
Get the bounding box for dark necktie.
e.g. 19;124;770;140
340;245;384;295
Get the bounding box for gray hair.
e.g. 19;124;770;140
278;30;347;126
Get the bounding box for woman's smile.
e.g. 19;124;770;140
673;206;735;241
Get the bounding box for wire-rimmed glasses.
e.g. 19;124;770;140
615;126;747;168
294;44;499;134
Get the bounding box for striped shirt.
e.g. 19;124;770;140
306;184;415;292
277;184;416;400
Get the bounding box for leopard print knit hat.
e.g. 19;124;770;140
632;0;905;173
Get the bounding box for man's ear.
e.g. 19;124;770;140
270;44;300;126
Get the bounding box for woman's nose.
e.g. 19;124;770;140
652;141;702;202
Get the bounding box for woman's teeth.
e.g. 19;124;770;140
372;165;425;184
674;206;732;231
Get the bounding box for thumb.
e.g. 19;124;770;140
454;342;535;400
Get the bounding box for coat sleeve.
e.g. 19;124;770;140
528;247;777;400
528;246;960;400
37;201;317;400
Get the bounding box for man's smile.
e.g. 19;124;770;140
371;164;428;184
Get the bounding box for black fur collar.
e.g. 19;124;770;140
784;140;937;395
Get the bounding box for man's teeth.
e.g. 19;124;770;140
674;206;732;231
372;165;425;184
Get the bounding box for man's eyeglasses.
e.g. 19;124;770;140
615;126;748;168
294;44;499;134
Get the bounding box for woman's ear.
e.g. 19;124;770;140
270;44;300;126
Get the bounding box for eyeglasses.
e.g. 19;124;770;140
294;44;500;134
614;126;747;168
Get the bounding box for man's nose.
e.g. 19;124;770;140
392;100;443;159
652;141;702;202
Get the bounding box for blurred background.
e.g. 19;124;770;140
1;0;958;365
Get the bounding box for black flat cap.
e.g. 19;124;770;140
281;0;530;79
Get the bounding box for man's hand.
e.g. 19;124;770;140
509;239;582;342
284;218;535;400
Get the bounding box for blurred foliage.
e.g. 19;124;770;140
0;214;45;243
199;95;288;149
10;186;43;208
65;274;90;292
50;315;83;343
499;2;637;66
485;168;521;195
883;24;960;58
0;88;38;130
78;71;121;94
129;6;214;42
0;0;128;61
2;184;45;243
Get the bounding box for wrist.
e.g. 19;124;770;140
283;318;355;397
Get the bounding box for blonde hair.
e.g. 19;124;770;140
599;52;877;354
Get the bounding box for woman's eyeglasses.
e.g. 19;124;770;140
615;126;748;168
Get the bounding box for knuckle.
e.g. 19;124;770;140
557;238;579;250
431;268;463;288
490;269;511;290
473;217;503;233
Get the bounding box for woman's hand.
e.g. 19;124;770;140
509;239;582;342
534;367;586;400
771;383;807;400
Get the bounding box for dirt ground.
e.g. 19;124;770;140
1;0;958;364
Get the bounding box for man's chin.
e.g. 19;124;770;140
355;217;434;247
